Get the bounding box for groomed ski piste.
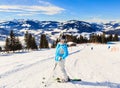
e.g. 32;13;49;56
0;42;120;88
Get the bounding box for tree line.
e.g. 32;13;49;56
2;30;49;52
89;33;119;43
51;33;119;47
0;30;119;52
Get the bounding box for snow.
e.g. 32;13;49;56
115;26;120;30
67;42;76;46
54;28;62;32
0;35;6;41
0;42;120;88
0;26;5;28
0;41;5;49
103;25;113;31
102;21;120;31
22;24;31;28
67;28;79;33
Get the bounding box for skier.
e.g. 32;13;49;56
54;35;70;82
91;47;93;50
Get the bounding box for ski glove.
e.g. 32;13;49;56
58;57;62;61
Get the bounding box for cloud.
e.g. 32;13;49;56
17;13;36;16
85;16;110;23
38;0;52;6
0;4;65;16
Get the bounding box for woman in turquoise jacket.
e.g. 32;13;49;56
54;35;69;82
55;41;68;61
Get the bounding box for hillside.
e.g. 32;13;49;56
0;20;120;48
0;20;120;37
0;42;120;88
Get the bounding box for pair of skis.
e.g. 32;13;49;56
41;62;82;87
56;77;81;83
42;77;81;87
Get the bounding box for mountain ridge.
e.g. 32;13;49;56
0;19;120;38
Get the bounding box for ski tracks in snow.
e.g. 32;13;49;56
0;47;83;88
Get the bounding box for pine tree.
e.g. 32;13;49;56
10;30;16;52
56;38;59;44
0;46;2;51
10;30;15;38
28;33;32;49
83;37;88;43
113;34;119;41
5;30;23;52
89;34;96;43
72;36;77;43
66;35;73;42
101;33;107;43
76;37;80;43
51;41;56;48
44;37;49;48
107;34;113;42
31;37;38;49
54;38;60;47
94;34;98;43
39;34;49;48
79;35;84;43
5;37;10;52
39;35;43;48
15;37;22;50
24;31;29;49
24;31;31;50
97;35;102;43
24;31;38;50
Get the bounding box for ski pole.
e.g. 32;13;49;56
53;62;57;71
43;62;58;87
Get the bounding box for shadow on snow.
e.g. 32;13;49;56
72;81;120;88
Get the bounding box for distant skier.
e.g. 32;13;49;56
108;46;111;49
91;47;93;50
54;35;70;82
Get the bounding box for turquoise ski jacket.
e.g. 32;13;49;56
55;43;69;62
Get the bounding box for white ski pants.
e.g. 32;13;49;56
54;60;68;81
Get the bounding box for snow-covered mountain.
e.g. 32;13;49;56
0;19;102;36
102;21;120;35
0;19;120;42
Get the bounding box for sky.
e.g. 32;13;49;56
0;0;120;22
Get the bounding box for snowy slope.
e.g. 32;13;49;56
0;42;120;88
